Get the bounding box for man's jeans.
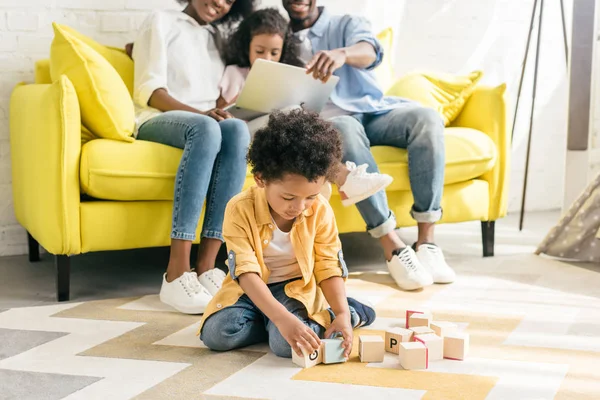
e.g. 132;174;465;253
137;111;250;241
200;279;359;358
331;104;445;238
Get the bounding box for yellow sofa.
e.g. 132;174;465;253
10;38;509;302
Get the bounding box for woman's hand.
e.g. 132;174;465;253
204;108;233;122
306;49;347;83
276;312;322;357
324;312;353;358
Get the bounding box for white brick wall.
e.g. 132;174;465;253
0;0;569;255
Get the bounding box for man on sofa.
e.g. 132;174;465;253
282;0;456;290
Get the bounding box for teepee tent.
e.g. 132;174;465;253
536;173;600;262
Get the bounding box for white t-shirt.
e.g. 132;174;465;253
263;221;303;284
132;10;225;131
294;28;352;120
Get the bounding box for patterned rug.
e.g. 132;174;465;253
1;253;599;400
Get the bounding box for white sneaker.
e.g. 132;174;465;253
386;247;434;291
159;271;213;314
198;268;226;296
415;243;456;284
339;162;393;207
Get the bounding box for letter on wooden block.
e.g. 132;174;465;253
385;328;413;354
358;335;385;363
399;342;428;370
409;313;432;328
405;309;432;328
409;326;434;338
430;321;458;337
415;333;444;361
322;338;346;364
292;344;323;368
444;332;469;360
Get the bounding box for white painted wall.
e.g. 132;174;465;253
0;0;570;255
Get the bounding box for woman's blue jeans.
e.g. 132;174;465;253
137;111;250;241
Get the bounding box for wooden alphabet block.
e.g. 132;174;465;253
405;309;431;328
414;333;443;361
409;313;432;328
399;341;428;370
358;335;385;363
292;344;323;368
385;328;413;354
322;338;346;364
409;326;434;338
444;332;469;360
430;321;458;337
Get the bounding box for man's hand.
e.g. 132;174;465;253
204;108;233;122
306;49;347;83
276;312;322;357
324;312;353;358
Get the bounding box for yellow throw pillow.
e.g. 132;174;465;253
50;23;135;142
374;28;395;93
56;24;134;95
387;70;484;126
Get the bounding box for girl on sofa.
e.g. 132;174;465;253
218;8;394;207
132;0;255;315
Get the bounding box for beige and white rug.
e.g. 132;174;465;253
1;253;599;400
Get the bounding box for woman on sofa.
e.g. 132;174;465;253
132;0;256;314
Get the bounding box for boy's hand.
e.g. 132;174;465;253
276;312;322;357
324;312;353;358
306;49;347;83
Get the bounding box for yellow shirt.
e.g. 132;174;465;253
198;186;348;333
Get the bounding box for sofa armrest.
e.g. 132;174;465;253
451;84;510;221
10;76;82;255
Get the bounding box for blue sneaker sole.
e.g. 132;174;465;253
347;297;376;327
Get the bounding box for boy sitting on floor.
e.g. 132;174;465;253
199;109;375;358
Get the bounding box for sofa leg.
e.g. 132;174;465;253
27;232;40;262
481;221;496;257
56;255;70;302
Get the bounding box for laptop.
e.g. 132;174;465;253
224;59;340;121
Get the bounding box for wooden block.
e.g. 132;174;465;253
405;309;431;328
444;332;469;360
292;343;323;368
430;321;458;337
359;335;385;363
385;328;413;354
415;333;444;361
409;313;432;328
322;338;346;364
399;341;428;370
409;326;434;338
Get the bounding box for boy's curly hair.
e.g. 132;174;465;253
225;8;303;68
176;0;256;27
248;109;342;183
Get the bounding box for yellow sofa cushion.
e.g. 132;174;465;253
387;71;483;126
369;127;497;192
52;24;134;95
50;23;135;142
80;127;496;201
374;28;395;93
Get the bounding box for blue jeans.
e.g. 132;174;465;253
200;279;359;358
330;105;445;238
137;111;250;241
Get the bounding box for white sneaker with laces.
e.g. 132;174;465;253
415;243;456;284
159;271;213;314
386;247;433;290
198;268;226;296
339;162;393;207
